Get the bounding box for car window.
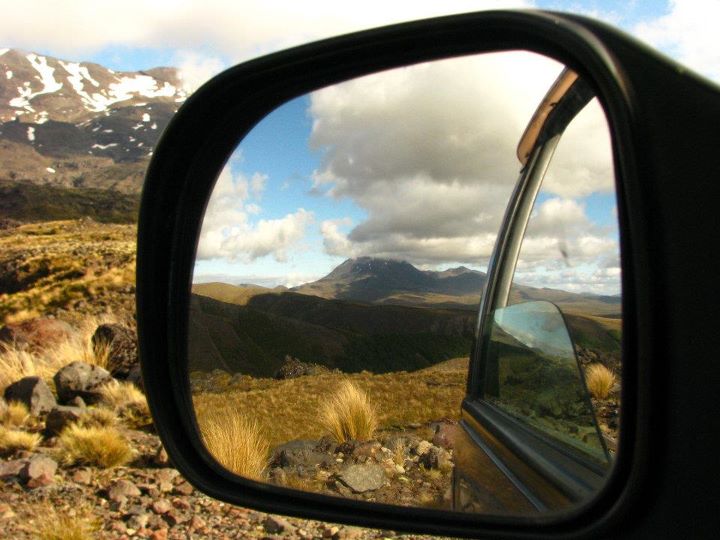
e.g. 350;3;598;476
481;98;621;462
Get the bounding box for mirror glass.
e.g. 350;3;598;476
188;51;621;515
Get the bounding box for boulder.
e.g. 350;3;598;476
53;361;112;404
45;405;85;436
270;440;334;470
273;355;326;379
92;324;138;379
0;318;74;351
3;376;56;415
337;463;386;493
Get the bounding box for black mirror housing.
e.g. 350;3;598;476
137;9;720;538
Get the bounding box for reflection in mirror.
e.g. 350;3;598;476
188;51;620;515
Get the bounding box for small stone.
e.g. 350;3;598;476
108;479;142;502
162;510;189;526
188;515;206;530
0;459;26;478
171;497;191;510
323;525;340;538
126;513;150;530
153;446;170;467
150;529;168;540
158;481;173;493
20;455;57;487
68;396;86;408
71;468;92;484
337;463;386;493
155;468;179;484
263;516;291;534
151;500;173;514
173;481;193;496
415;440;433;456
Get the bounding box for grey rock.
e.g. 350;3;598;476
107;479;141;502
92;324;137;379
45;405;85;436
53;361;112;404
263;515;292;534
125;513;150;530
432;421;459;450
0;318;74;351
20;455;57;487
151;499;173;514
270;439;334;469
0;459;26;478
4;376;56;415
337;463;386;493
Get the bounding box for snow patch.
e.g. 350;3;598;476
5;70;11;80
36;111;49;124
92;143;117;150
102;129;113;133
142;113;150;122
10;54;63;110
134;102;147;106
0;48;9;56
132;123;143;130
27;126;35;141
46;167;55;173
150;123;157;130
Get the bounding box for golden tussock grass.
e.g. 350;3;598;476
0;399;31;428
585;363;616;399
76;407;117;429
32;503;99;540
194;406;269;480
0;425;42;455
57;424;133;468
99;380;150;428
0;313;121;393
319;379;378;443
191;358;468;449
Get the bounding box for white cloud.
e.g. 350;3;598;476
174;51;225;93
196;165;313;262
1;0;530;61
635;0;720;83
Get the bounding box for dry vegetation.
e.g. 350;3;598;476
585;363;616;399
0;425;42;455
32;503;99;540
57;424;133;468
1;399;32;428
320;380;378;443
0;313;120;393
191;357;468;449
0;219;136;324
195;406;269;479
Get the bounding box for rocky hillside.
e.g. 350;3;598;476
0;48;186;222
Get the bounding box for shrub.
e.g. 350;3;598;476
196;407;269;480
33;503;99;540
99;380;150;427
585;363;616;399
319;380;378;443
57;424;132;468
0;426;42;455
0;399;31;428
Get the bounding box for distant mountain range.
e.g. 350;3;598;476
189;257;621;376
0;48;186;221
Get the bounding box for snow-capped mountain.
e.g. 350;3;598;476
0;48;188;194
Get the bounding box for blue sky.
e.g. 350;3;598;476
3;1;716;295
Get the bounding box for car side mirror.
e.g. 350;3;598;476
136;8;720;539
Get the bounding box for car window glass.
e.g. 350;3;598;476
484;98;621;460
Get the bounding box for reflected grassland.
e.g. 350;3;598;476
191;358;468;508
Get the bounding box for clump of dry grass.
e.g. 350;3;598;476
0;399;31;428
98;380;150;427
33;503;99;540
76;407;117;429
195;406;269;479
585;363;616;399
319;380;378;443
0;425;42;455
57;424;133;468
0;314;122;393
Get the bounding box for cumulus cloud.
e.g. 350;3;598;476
2;0;531;61
174;51;226;93
635;0;720;83
197;165;313;262
309;52;618;269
